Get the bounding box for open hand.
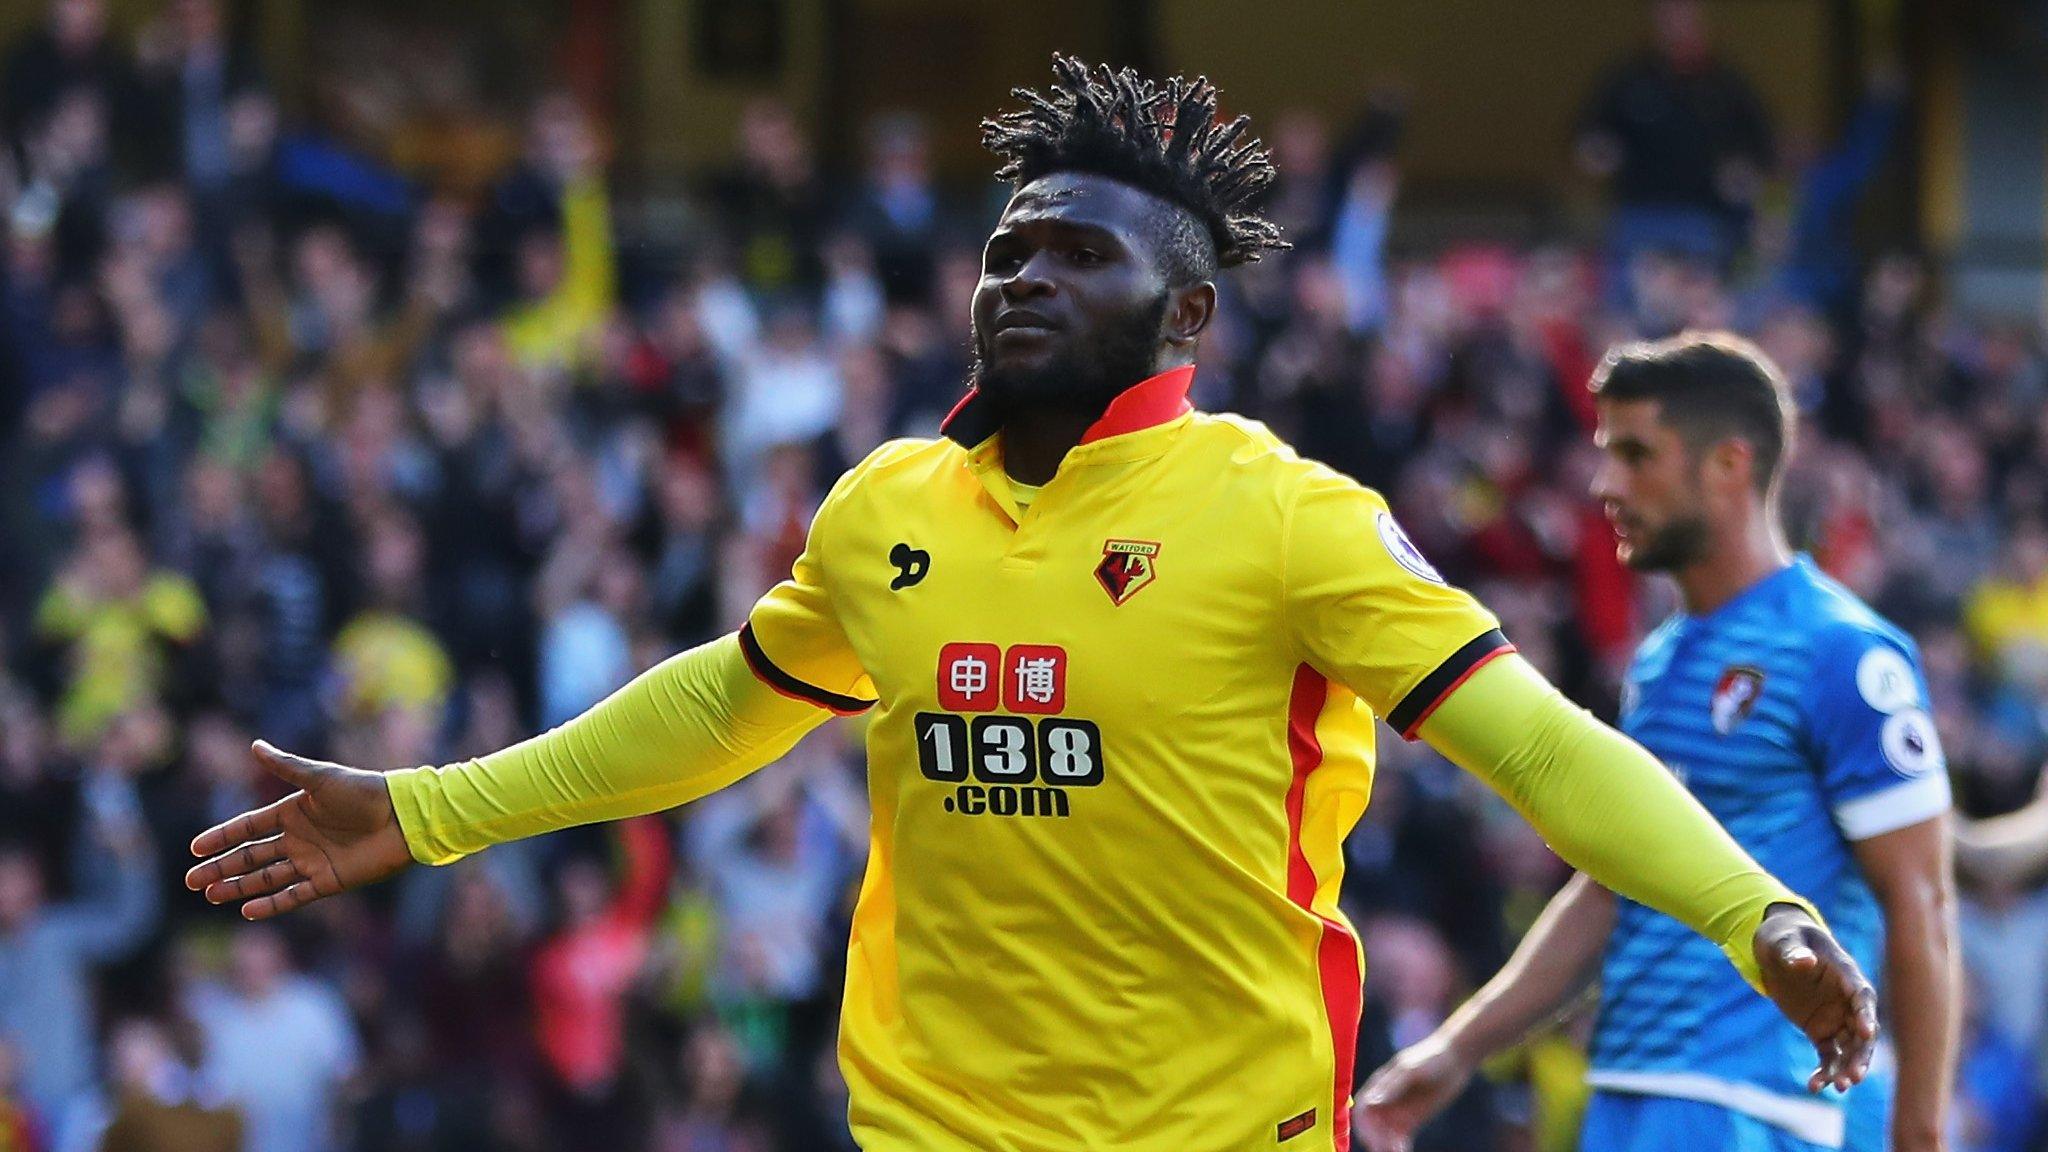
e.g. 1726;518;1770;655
186;741;413;919
1753;903;1880;1093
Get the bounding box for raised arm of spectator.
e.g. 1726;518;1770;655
1954;766;2048;887
48;769;160;961
229;224;296;376
605;816;675;930
501;160;617;368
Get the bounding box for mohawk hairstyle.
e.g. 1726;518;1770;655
981;55;1289;276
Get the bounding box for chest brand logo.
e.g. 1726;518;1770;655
1095;539;1159;606
889;542;930;590
1710;665;1766;735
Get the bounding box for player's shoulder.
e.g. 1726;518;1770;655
1784;559;1918;658
844;436;958;481
1186;411;1392;504
805;438;965;543
820;436;962;502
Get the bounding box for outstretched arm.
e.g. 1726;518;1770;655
1416;654;1877;1089
188;632;828;918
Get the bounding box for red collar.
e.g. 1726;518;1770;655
940;365;1197;447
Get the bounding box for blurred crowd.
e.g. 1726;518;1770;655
0;1;2045;1150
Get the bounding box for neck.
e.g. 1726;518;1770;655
1001;407;1100;485
1673;511;1791;616
986;357;1193;484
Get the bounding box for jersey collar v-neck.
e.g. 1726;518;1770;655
941;366;1199;524
940;364;1197;450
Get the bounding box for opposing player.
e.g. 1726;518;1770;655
187;63;1877;1151
1359;335;1958;1152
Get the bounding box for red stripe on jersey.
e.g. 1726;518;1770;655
1285;664;1360;1152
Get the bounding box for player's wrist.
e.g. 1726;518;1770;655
1889;1123;1946;1152
1434;1013;1499;1068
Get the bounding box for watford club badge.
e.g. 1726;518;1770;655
1095;539;1159;606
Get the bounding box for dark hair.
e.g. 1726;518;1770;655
1589;332;1796;493
981;55;1289;283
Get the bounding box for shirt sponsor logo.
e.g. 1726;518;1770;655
937;643;1001;712
1002;644;1067;714
1710;666;1765;735
1095;539;1159;605
922;643;1102;818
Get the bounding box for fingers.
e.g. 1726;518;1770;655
1851;982;1879;1039
185;835;286;892
190;792;297;858
1356;1067;1419;1152
1798;935;1880;1094
250;740;330;792
1775;935;1819;972
1826;986;1879;1091
1355;1111;1410;1152
203;858;301;907
1359;1067;1402;1107
242;879;326;921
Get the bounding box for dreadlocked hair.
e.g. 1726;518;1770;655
981;55;1289;275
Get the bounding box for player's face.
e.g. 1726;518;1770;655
969;173;1183;410
1592;398;1712;572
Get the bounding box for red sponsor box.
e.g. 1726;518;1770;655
936;643;1001;712
1002;644;1067;714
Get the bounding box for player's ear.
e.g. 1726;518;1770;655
1164;281;1216;348
1706;437;1756;493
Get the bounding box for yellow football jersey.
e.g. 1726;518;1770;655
741;367;1509;1151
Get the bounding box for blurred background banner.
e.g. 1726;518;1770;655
0;1;2045;1151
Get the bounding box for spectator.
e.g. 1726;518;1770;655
1;0;145;178
689;757;862;1011
709;101;829;298
529;817;671;1151
0;764;157;1147
328;511;452;728
1356;915;1496;1151
838;113;945;306
1575;0;1775;276
499;95;615;384
187;928;361;1152
94;1015;242;1152
133;0;264;200
1965;520;2048;709
0;1039;43;1152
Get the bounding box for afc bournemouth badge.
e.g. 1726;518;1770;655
1095;539;1159;606
1710;666;1766;734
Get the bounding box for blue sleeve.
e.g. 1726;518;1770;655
1809;626;1952;840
